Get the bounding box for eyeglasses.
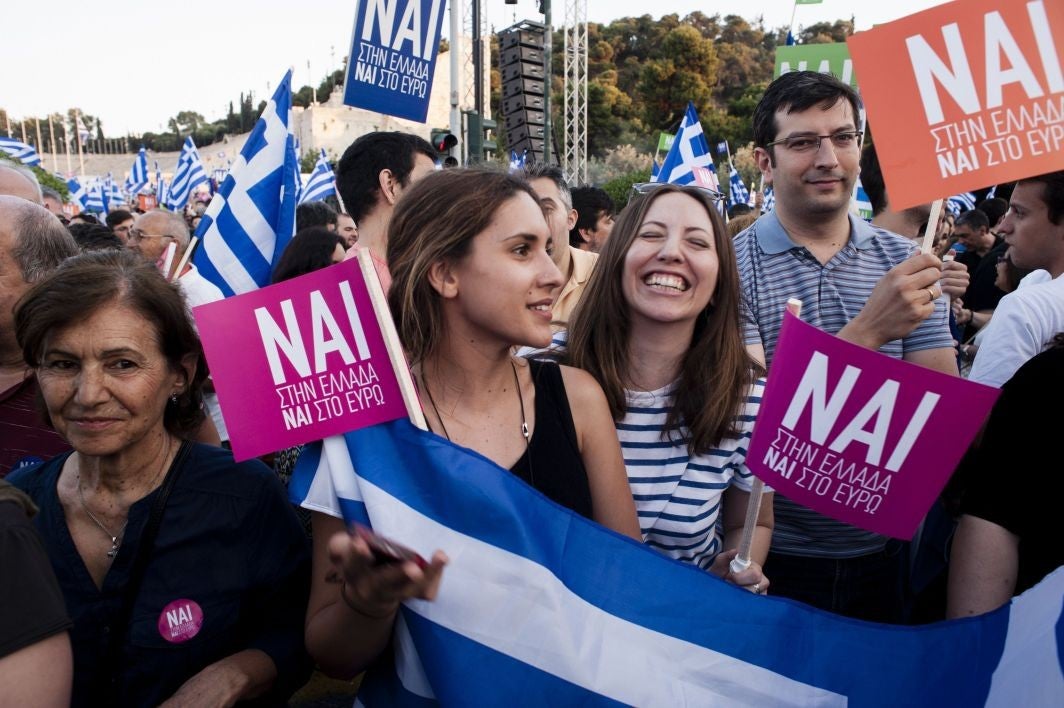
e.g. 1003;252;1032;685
766;131;863;153
127;228;174;243
628;182;725;205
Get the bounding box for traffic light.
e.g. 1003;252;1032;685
430;129;458;157
464;111;498;163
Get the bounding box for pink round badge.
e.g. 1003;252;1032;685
157;599;204;643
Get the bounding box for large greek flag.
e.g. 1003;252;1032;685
126;147;150;196
0;137;42;167
166;137;209;211
651;102;716;188
290;420;1064;707
298;149;335;204
193;70;298;296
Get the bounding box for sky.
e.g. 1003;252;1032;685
2;0;947;136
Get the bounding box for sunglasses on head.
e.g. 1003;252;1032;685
628;182;726;205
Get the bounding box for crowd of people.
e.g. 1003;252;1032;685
1;70;1062;705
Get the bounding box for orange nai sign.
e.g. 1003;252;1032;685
847;0;1064;210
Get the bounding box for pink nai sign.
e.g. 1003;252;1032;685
193;258;408;461
747;312;1000;539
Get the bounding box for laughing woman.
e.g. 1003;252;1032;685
299;168;641;679
564;183;772;592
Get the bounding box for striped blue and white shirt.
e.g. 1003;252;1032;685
528;333;767;569
734;211;954;558
620;380;765;569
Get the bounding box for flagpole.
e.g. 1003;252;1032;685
920;199;944;254
788;0;799;43
75;112;86;177
34;118;45;165
48;115;59;173
20;120;28;145
356;248;428;430
731;298;802;580
63;120;73;176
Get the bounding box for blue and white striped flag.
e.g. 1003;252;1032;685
298;149;336;204
290;420;1064;707
105;174;125;208
651;102;715;187
84;180;106;213
728;165;750;207
762;185;775;213
126;147;150;196
0;136;42;166
167;137;209;211
193;70;298;297
67;178;88;210
650;158;661;181
947;192;977;215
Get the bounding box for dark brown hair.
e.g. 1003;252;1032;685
14;249;207;436
386;167;543;364
565;184;763;455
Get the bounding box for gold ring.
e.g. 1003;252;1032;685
926;287;937;303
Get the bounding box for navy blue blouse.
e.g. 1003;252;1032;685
9;443;312;707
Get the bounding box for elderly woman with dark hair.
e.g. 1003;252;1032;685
8;249;311;707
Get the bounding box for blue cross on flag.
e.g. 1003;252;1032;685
299;149;337;204
167;137;209;211
652;102;715;187
193;70;299;297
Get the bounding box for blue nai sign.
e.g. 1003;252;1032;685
344;0;446;123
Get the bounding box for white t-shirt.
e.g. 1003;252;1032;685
969;272;1064;388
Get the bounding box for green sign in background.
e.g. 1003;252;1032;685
774;43;858;89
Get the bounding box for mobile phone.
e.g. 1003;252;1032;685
352;524;427;569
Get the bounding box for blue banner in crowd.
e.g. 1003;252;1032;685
290;420;1064;707
343;0;447;123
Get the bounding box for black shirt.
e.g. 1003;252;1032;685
960;345;1064;593
0;481;71;659
9;444;311;707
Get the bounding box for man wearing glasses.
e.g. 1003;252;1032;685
734;71;956;623
127;210;226;445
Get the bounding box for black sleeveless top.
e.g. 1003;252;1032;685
509;360;593;520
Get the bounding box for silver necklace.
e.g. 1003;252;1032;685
76;472;129;559
75;444;171;559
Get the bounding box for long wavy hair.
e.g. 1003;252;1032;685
564;184;763;454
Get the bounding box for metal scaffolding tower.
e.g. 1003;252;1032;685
463;0;490;116
562;0;588;184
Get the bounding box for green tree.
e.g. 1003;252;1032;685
167;110;206;135
637;25;719;129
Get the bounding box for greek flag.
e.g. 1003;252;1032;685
652;102;715;187
193;70;298;297
650;159;661;181
947;192;978;215
728;165;750;207
290;420;1064;707
854;176;874;221
66;178;88;210
0;136;42;166
716;140;729;156
105;175;125;208
84;180;106;213
126;147;150;196
762;185;775;213
167;137;209;211
299;149;335;204
509;149;527;173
